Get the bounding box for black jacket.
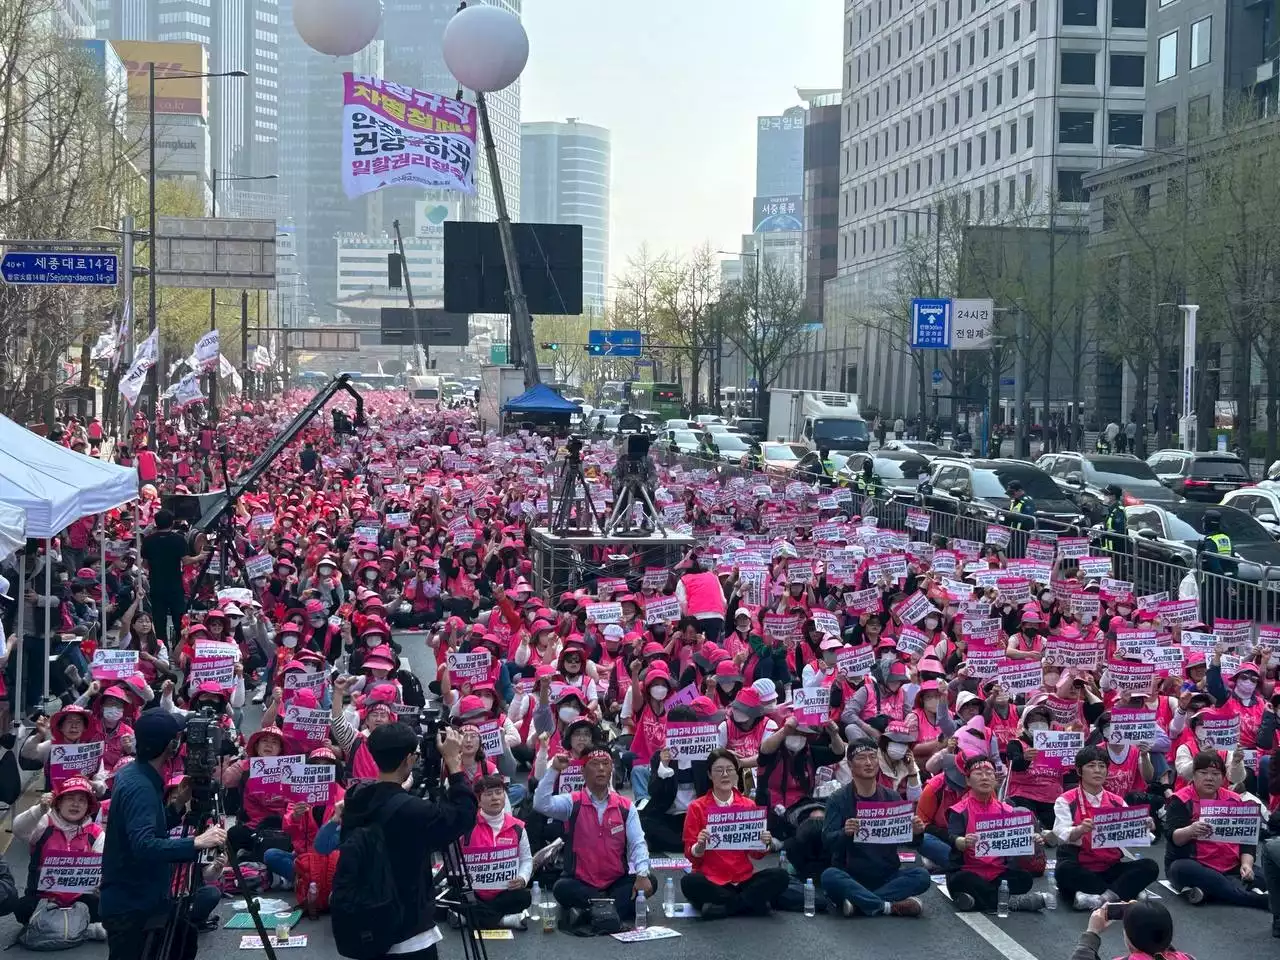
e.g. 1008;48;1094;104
340;776;478;946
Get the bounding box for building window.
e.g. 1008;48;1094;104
983;26;990;56
968;33;975;65
998;17;1005;48
1157;31;1178;82
967;86;974;117
1062;0;1097;26
1108;112;1143;146
1012;64;1019;96
994;127;1002;160
1060;51;1096;84
1190;17;1211;68
979;133;987;164
1154;106;1177;147
1059;110;1094;143
1009;120;1018;151
996;74;1003;105
1029;0;1037;30
1112;0;1145;28
1027;56;1036;89
966;139;973;171
1110;53;1145;86
1025;115;1034;147
981;80;988;111
1188;95;1210;139
1013;8;1020;39
1057;169;1087;203
1008;177;1016;209
978;186;985;220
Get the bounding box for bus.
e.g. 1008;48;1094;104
630;381;683;420
599;381;626;406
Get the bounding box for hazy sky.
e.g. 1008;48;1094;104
520;0;843;285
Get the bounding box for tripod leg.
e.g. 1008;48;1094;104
637;483;667;535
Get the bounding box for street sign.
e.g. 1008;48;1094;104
587;329;642;357
634;357;653;367
490;344;508;365
910;298;951;349
1;252;118;286
1000;377;1016;387
951;298;994;350
931;369;944;385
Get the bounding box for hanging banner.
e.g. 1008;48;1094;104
90;331;118;363
341;73;478;199
251;344;271;372
118;327;159;406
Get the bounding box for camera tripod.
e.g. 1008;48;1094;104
550;444;603;533
604;469;666;537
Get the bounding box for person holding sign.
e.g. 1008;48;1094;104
1051;746;1159;911
460;774;533;930
820;738;931;918
21;705;107;797
943;753;1047;913
681;749;788;919
11;776;106;940
264;746;344;900
221;726;290;857
533;749;653;929
644;700;728;854
1164;750;1268;909
1206;654;1266;751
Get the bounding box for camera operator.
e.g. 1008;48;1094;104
100;711;227;960
1070;900;1194;960
340;722;478;960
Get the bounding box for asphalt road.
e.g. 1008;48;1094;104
1;630;1270;960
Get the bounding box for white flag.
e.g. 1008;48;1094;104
115;298;133;370
173;373;204;408
219;354;243;393
251;345;271;372
90;332;117;362
118;328;159;407
191;330;220;372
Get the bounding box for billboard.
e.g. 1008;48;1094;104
415;198;459;239
111;40;208;117
755;107;805;197
753;194;803;233
127;113;209;179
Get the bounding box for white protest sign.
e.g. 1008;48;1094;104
835;644;874;677
853;801;914;844
49;742;104;785
974;810;1037;858
644;596;682;625
1108;708;1158;746
1199;801;1261;844
586;601;623;624
476;719;504;758
664;722;720;762
998;659;1044;695
705;807;768;851
447;650;492;685
281;761;335;804
283;669;326;693
282;703;330;750
91;649;138;680
1090;806;1151;849
244;555;275;580
462;845;520;892
37;854;102;894
1200;715;1240;750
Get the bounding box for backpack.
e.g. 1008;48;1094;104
396;669;426;708
17;899;91;950
329;792;412;960
294;851;340;912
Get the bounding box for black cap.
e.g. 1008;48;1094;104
134;710;186;761
1103;483;1123;498
1006;480;1023;492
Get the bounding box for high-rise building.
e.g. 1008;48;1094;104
799;89;841;323
94;0;280;214
828;0;1147;418
55;0;97;37
520;119;611;311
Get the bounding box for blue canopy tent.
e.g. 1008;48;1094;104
502;384;582;414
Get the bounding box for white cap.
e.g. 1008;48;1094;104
752;678;778;703
0;574;10;601
602;624;625;639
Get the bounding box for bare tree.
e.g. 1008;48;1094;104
721;257;814;419
655;244;719;412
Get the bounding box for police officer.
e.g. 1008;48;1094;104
1101;483;1127;546
808;446;835;485
1199;510;1233;573
1006;479;1036;530
854;459;882;500
1095;431;1112;454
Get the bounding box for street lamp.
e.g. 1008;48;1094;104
147;65;247;418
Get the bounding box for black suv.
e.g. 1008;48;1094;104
1036;452;1181;523
1146;450;1252;503
920;458;1083;532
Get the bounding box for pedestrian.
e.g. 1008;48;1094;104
139;509;207;646
1125;419;1137;453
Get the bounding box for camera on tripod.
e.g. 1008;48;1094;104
183;707;226;786
409;703;445;800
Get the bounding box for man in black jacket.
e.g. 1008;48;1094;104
820;738;931;918
341;722;477;960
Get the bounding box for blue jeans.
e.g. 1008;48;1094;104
264;848;294;882
918;834;951;868
191;884;222;924
631;764;651;802
820;865;932;917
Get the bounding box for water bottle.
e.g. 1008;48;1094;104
305;881;319;921
997;879;1010;918
663;876;676;918
778;849;790;875
1043;860;1057;910
529;882;542;928
540;883;556;933
803;878;816;917
634;890;648;930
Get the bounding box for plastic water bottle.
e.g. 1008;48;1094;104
663;876;676;918
305;881;319;921
1042;860;1057;910
634;890;648;930
803;878;816;917
529;882;542;928
997;879;1010;918
778;849;790;875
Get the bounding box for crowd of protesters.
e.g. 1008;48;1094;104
0;388;1276;953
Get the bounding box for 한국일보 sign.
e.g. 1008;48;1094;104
342;74;477;199
705;807;767;851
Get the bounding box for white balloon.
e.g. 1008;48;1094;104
442;4;529;93
293;0;383;57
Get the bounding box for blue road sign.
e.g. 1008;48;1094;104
587;328;642;357
910;298;951;349
931;368;944;385
1;252;118;286
1000;377;1016;387
634;357;653;367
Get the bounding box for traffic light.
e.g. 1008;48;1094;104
540;341;560;351
585;344;604;355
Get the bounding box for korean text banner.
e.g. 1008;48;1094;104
342;73;477;199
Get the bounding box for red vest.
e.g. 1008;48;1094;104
1006;739;1066;805
1103;747;1143;797
566;791;631;890
1059;787;1126;872
462;814;525;901
29;821;103;907
1173;784;1243;873
861;682;906;722
951;793;1015;881
1226;695;1264;750
681;572;726;618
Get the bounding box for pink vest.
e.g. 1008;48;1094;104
31;822;102;907
1103;747;1143;797
463;814;524;901
953;793;1016;881
349;733;380;782
681;572;726;618
726;719;767;759
861;683;906;722
1227;696;1264;750
1173;785;1242;873
1006;741;1065;805
631;705;665;766
568;792;630;889
1061;787;1126;871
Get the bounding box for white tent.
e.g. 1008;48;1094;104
0;413;137;537
0;503;24;562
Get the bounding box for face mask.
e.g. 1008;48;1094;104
364;571;377;581
886;742;910;761
649;685;669;700
102;706;124;724
283;635;297;648
879;653;896;671
822;652;837;666
1027;721;1048;733
718;680;736;691
558;707;580;723
1236;678;1257;698
924;617;939;631
731;710;751;724
480;695;495;710
1117;605;1132;616
784;736;807;753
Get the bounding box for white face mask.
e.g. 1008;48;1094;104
1235;678;1257;698
558;706;580;724
1027;722;1049;734
822;652;837;666
886;742;910;761
784;736;807;753
1116;605;1132;616
731;710;752;724
480;695;495;710
283;635;297;648
924;618;939;631
649;685;669;700
102;706;124;724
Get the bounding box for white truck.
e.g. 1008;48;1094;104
767;389;871;452
478;364;555;434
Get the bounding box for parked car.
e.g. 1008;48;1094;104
694;414;725;426
730;417;767;441
664;418;695;432
833;451;933;494
1221;483;1280;538
1145;449;1252;502
1036;452;1182;523
707;431;753;464
921;458;1084;531
663;428;704;456
743;441;806;477
881;439;947;455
